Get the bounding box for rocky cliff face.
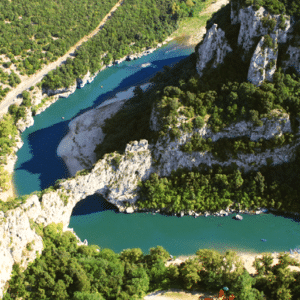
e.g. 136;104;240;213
150;110;298;177
237;6;291;54
197;2;295;85
282;45;300;74
16;107;34;133
196;24;232;77
0;138;154;298
247;35;278;85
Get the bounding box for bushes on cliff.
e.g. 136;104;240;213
137;145;300;214
232;0;300;17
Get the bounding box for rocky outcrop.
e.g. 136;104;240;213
57;83;153;177
77;71;91;89
196;24;232;77
247;35;278;86
151;110;296;177
46;81;77;98
16;107;34;133
0;138;154;298
31;88;43;106
237;6;291;55
149;104;161;131
230;0;241;24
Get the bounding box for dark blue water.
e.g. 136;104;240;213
14;41;194;195
13;41;300;256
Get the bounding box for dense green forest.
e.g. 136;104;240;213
136;145;300;214
3;223;300;300
232;0;300;17
40;0;181;91
0;0;119;101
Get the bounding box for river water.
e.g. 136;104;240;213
13;40;300;256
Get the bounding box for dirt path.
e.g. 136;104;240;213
0;0;124;119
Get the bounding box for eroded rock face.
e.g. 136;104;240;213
151;111;294;177
46;81;77;98
237;6;291;55
149;104;161;131
0;139;154;298
247;35;278;86
16;107;34;133
196;24;232;77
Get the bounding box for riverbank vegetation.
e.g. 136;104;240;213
0;0;119;102
41;0;209;91
3;223;300;300
136;143;300;214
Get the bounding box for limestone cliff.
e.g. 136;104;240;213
196;24;232;77
196;1;296;86
247;35;278;85
0;137;156;298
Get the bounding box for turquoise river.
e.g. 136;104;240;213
13;40;300;256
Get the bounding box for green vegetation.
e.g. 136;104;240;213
41;0;189;91
181;132;295;160
232;0;300;18
3;223;300;300
0;0;118;70
0;0;119;102
137;144;300;214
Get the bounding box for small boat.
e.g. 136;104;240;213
62;117;64;119
261;239;267;242
290;249;294;254
101;85;103;88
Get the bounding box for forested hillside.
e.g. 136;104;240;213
41;0;183;91
94;2;300;216
0;0;119;101
3;223;300;300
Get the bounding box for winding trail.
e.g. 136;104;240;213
0;0;124;119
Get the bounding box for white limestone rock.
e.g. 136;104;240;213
237;6;291;55
16;107;34;133
46;81;77;98
247;35;278;86
77;71;91;89
235;214;243;220
126;207;134;214
151;110;295;177
31;88;43;106
196;24;232;77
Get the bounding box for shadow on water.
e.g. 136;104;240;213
16;121;71;190
15;51;192;193
71;193;118;216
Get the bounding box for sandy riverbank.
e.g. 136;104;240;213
57;83;153;177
